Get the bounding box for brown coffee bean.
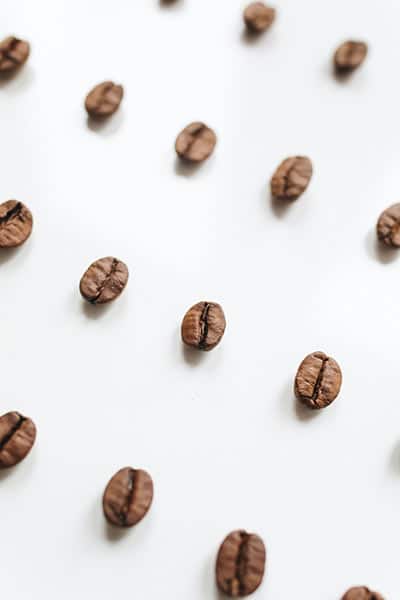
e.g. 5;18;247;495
0;200;33;248
80;257;129;305
181;301;226;351
295;351;342;409
85;81;124;118
243;3;276;33
103;467;154;527
175;122;217;163
334;41;368;73
0;412;36;469
270;156;313;201
0;36;30;72
216;530;266;597
342;587;384;600
376;203;400;247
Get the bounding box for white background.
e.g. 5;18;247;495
0;0;399;598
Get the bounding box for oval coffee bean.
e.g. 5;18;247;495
85;81;124;118
79;257;129;305
243;3;276;33
175;122;217;163
181;301;226;351
0;412;36;468
0;200;33;248
376;203;400;247
295;351;342;409
0;36;30;72
342;587;384;600
216;530;266;597
334;41;368;74
270;156;313;201
103;467;154;528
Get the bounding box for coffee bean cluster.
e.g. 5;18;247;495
0;3;389;599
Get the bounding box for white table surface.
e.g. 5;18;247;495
0;0;399;598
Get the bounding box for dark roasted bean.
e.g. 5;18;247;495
295;351;342;409
181;301;226;351
103;467;154;528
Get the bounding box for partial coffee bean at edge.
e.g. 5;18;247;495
0;200;33;248
376;203;400;248
334;41;368;74
342;586;385;600
216;530;266;597
270;156;313;201
85;81;124;118
0;412;36;469
243;3;276;33
79;257;129;305
295;351;342;409
181;301;226;351
103;467;154;528
0;36;30;72
175;122;217;163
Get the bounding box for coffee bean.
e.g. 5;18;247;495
0;412;36;469
377;203;400;247
295;351;342;409
334;41;368;74
0;36;30;72
181;301;226;351
175;122;217;163
243;3;276;33
0;200;33;248
342;587;384;600
80;257;129;305
270;156;313;201
103;467;154;527
85;81;124;118
216;530;266;597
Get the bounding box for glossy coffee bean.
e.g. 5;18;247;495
181;301;226;351
103;467;154;527
271;156;313;201
295;351;342;409
243;3;276;33
376;203;400;247
80;257;129;305
0;200;33;248
216;530;266;597
175;122;217;163
85;81;124;118
342;587;384;600
0;412;36;468
0;36;30;72
334;41;368;73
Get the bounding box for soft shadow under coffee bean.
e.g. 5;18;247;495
342;587;384;600
216;530;266;597
270;156;313;201
295;351;342;409
85;81;124;118
334;41;368;74
175;122;217;163
0;36;30;72
103;467;154;528
243;2;276;33
0;412;36;468
0;200;33;248
181;301;226;351
376;203;400;247
80;257;129;305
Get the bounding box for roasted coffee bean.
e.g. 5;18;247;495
377;203;400;247
85;81;124;118
0;200;33;248
270;156;313;201
342;587;384;600
334;41;368;73
103;467;154;527
0;36;30;72
243;3;276;33
0;412;36;468
80;257;129;305
175;122;217;163
295;351;342;409
216;530;266;597
181;301;226;351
